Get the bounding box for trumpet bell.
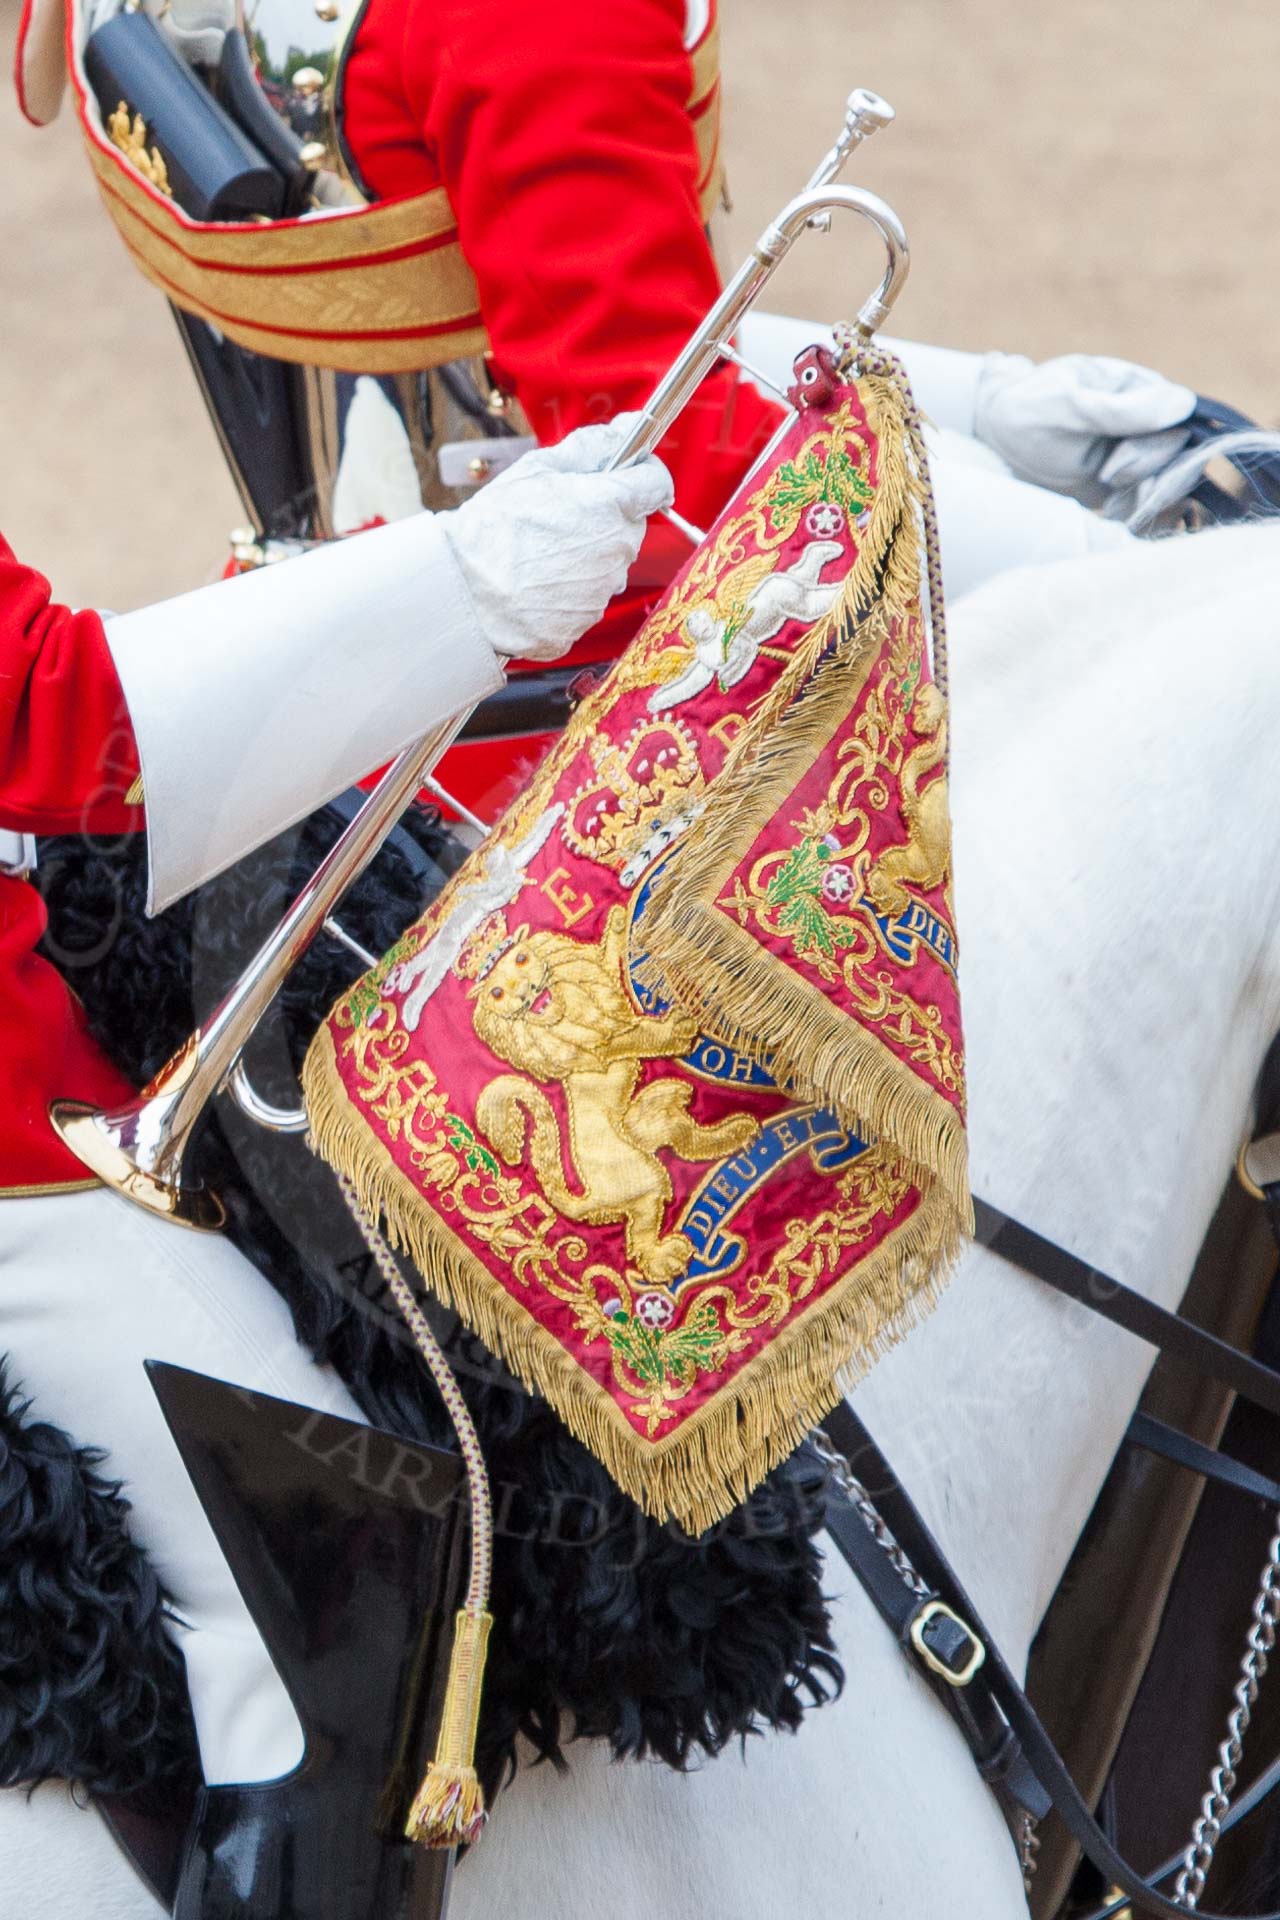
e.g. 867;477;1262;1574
49;1035;227;1232
46;96;907;1233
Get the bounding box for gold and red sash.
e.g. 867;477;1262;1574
61;0;722;375
303;365;969;1531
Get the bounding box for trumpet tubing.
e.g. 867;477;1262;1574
49;93;910;1230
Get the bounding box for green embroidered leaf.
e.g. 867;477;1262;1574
605;1299;726;1387
767;445;874;528
659;1300;726;1381
605;1315;666;1386
344;931;419;1028
779;896;835;957
445;1114;501;1178
761;831;865;963
765;836;827;908
342;979;381;1029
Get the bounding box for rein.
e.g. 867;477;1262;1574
820;1172;1280;1918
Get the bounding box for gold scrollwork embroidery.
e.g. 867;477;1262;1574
722;615;963;1098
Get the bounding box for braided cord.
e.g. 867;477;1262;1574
833;329;950;710
338;1173;493;1613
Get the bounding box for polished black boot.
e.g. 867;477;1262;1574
146;1362;469;1920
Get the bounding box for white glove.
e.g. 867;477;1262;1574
440;417;674;662
973;352;1196;506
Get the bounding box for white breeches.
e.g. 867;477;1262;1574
0;1184;364;1785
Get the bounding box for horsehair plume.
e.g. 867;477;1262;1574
339;1174;495;1849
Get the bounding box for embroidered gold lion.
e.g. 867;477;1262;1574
473;906;758;1285
865;682;952;919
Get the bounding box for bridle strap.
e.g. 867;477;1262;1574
821;1396;1280;1920
972;1196;1280;1421
1129;1410;1280;1507
820;1187;1280;1919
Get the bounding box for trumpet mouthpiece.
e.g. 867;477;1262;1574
807;87;896;201
846;89;896;136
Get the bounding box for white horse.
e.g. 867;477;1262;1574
8;516;1280;1918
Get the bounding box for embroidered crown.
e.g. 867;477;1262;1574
455;914;518;984
562;719;703;866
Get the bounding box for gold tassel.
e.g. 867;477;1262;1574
333;1180;497;1853
405;1607;493;1848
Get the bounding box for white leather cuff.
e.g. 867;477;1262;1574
104;515;504;914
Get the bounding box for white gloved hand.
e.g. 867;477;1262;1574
973;352;1196;506
441;416;674;662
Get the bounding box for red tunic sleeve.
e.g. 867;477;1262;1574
393;0;785;527
0;534;142;835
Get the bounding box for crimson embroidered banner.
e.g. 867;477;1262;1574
303;361;969;1531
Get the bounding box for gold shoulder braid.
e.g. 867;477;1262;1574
71;0;724;374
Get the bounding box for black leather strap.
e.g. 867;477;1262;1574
821;1476;1051;1830
1076;1748;1280;1920
822;1396;1280;1919
972;1196;1280;1422
1129;1410;1280;1508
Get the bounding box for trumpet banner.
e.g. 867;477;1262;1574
303;363;970;1532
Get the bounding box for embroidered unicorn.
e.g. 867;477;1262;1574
384;804;564;1030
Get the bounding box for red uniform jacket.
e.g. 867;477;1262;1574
341;0;785;531
0;537;139;1191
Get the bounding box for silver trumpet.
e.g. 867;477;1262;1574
49;92;909;1232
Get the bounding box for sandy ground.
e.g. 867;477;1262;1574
2;0;1279;611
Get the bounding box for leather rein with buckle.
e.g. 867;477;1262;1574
817;1175;1280;1919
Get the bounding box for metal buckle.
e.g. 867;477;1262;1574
909;1598;986;1687
1237;1131;1280;1202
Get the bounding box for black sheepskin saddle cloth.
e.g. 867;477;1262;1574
0;1360;198;1801
17;798;841;1801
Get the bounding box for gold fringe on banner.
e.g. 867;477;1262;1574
635;622;970;1219
721;370;924;755
305;1027;962;1535
302;355;968;1535
640;366;969;1221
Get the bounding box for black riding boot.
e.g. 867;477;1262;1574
146;1362;469;1920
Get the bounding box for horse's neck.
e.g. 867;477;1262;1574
853;521;1280;1663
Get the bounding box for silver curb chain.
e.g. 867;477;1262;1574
1174;1512;1280;1909
815;1426;1280;1911
812;1427;930;1600
811;1427;1041;1895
